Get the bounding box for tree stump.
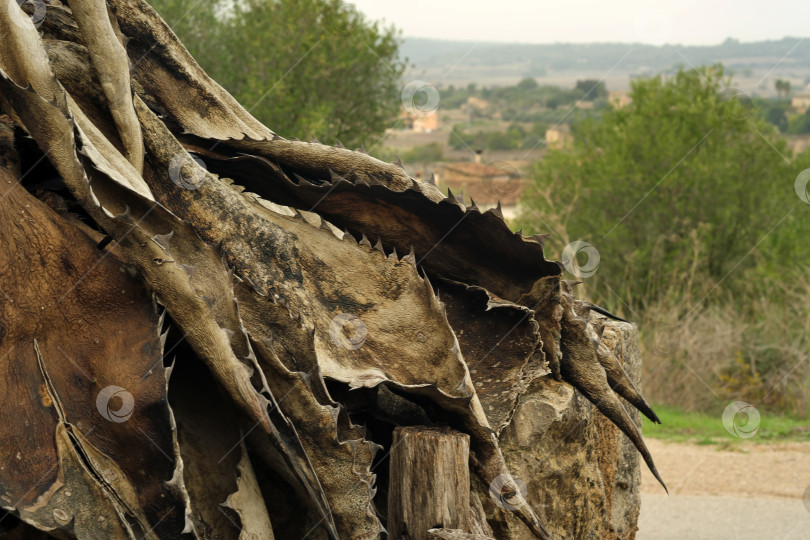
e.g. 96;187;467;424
388;427;475;540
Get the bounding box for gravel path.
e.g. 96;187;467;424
636;439;810;539
638;494;810;539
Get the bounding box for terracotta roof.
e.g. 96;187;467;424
443;162;509;177
441;177;524;206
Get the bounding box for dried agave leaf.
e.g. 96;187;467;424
435;280;548;434
135;100;473;398
587;316;660;424
107;0;273;141
164;146;562;304
1;49;367;536
0;6;65;109
66;0;143;171
133;96;548;536
558;296;666;491
0;160;189;537
44;39;124;154
167;350;274;539
249;338;381;538
222;446;275;540
18;1;82;44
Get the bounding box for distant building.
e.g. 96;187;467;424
400;110;440;133
435;152;524;220
792;94;810;113
545;124;572;149
609;90;633;109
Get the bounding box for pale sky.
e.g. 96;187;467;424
350;0;809;46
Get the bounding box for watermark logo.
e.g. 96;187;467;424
168;153;207;190
52;508;70;526
489;473;529;512
401;80;440;118
720;88;753;125
329;313;367;350
9;0;46;29
325;2;359;35
96;385;135;423
482;161;522;200
722;401;760;439
562;241;600;278
795;168;810;205
650;322;680;356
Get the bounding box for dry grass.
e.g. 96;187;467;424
637;273;810;416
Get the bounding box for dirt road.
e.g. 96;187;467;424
636;439;810;539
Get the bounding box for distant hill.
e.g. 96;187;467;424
401;37;810;92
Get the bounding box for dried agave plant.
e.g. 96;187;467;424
0;1;664;538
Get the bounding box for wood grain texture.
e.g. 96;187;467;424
388;427;472;540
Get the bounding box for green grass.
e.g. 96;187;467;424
641;404;810;445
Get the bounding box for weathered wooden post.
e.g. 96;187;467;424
388;426;487;539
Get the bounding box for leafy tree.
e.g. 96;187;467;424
787;108;810;134
439;84;473;109
401;142;443;164
516;77;540;92
575;79;608;100
519;65;809;307
447;122;541;151
760;100;789;132
150;0;406;147
775;78;792;100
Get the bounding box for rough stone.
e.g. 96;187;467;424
478;315;643;539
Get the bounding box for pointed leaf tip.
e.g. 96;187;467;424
403;246;416;265
153;231;174;254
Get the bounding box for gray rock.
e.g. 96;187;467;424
477;316;643;539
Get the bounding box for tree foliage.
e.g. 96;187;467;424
575;79;608;100
774;78;792;100
758;98;789;132
440;78;601;114
401;142;443;164
787;108;810;134
519;65;810;307
150;0;406;147
447;122;542;151
518;66;810;414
